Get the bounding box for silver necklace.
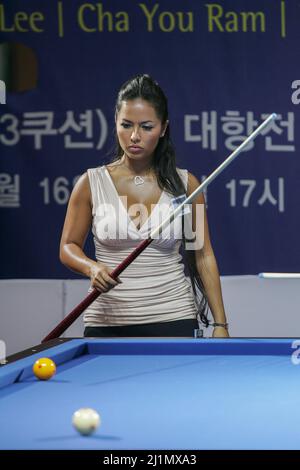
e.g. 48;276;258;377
134;175;145;185
120;160;152;185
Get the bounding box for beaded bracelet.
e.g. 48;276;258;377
211;322;229;329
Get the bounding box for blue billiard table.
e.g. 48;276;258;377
0;338;300;450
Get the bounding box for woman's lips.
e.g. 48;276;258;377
128;146;143;153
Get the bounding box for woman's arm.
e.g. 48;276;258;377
59;173;121;292
59;173;96;277
187;172;229;338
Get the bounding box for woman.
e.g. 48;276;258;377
60;74;229;338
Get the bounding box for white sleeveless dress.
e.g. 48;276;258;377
83;165;198;326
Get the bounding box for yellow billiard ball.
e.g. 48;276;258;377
33;357;56;380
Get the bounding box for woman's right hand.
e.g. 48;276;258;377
89;262;122;293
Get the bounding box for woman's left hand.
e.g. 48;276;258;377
212;326;230;338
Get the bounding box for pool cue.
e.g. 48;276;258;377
42;113;277;342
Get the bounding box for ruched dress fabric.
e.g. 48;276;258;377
83;166;198;327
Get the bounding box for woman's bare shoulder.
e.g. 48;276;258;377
187;171;199;186
71;172;91;203
186;171;205;202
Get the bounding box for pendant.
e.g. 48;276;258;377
134;175;145;185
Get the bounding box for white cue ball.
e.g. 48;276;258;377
72;408;101;436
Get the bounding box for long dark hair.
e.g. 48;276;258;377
111;74;209;327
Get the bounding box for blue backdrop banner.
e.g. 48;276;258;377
0;0;299;278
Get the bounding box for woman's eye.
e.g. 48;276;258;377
120;123;153;131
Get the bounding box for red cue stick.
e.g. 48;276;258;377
42;238;152;342
42;113;277;343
